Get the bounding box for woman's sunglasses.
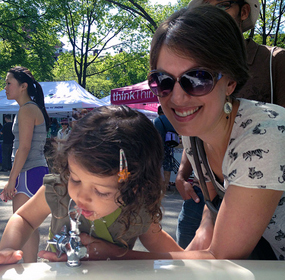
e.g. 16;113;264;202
148;69;222;98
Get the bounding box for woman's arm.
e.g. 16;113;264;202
139;222;183;253
0;185;51;263
208;185;282;259
38;185;283;261
185;204;214;251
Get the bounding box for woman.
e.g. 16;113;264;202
46;5;284;261
147;5;285;260
2;66;49;262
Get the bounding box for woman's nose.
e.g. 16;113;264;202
170;82;190;105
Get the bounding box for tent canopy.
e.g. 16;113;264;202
111;81;159;108
0;80;103;115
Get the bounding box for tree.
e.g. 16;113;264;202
85;50;150;97
0;0;61;82
243;0;285;46
50;0;180;89
52;52;77;81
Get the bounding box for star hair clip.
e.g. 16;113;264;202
118;149;130;183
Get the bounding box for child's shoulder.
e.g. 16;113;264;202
43;174;67;196
43;173;61;185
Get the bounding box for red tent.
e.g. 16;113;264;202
111;81;159;112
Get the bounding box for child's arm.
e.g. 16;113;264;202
0;185;51;264
139;222;183;253
0;250;23;264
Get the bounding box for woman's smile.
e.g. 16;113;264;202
174;106;200;117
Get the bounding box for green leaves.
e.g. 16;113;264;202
0;0;60;81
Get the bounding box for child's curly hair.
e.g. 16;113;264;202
55;105;165;236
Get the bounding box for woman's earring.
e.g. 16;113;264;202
224;96;232;119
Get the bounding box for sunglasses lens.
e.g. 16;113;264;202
181;70;214;96
148;72;174;97
149;69;217;97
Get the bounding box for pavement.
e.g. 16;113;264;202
0;172;183;255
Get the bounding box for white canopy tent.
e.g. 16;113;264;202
0;80;104;117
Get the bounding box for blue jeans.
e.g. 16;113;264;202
176;186;205;249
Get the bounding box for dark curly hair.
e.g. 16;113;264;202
55;105;164;237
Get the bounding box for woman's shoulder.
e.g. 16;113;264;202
238;98;285;113
18;101;40;116
235;99;285;127
229;99;284;147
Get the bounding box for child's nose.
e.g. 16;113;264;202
76;188;92;202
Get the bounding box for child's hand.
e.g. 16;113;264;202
0;249;23;265
80;233;125;260
38;250;67;262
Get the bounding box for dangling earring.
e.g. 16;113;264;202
118;149;130;183
224;96;232;119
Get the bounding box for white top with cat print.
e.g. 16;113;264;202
182;98;285;260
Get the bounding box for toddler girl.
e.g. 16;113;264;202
0;105;182;264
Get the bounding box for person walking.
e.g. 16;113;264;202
1;66;49;263
0;115;14;172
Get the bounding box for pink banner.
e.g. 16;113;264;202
111;81;159;106
128;103;159;112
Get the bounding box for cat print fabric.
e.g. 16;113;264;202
182;98;285;260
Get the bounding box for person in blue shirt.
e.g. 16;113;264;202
153;106;178;190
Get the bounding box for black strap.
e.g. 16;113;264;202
195;138;225;199
190;137;218;220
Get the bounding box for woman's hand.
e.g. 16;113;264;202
3;180;17;201
186;207;214;251
186;223;214;251
0;249;23;265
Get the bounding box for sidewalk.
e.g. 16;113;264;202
0;172;183;253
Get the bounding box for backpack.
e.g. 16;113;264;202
164;131;180;147
159;117;180;148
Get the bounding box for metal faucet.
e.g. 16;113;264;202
47;199;88;267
